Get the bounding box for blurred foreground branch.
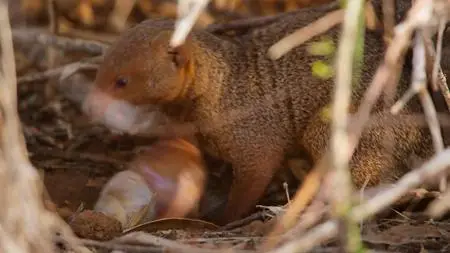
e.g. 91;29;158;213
265;0;450;251
0;1;81;252
330;0;365;251
170;0;211;48
271;148;450;253
12;29;108;55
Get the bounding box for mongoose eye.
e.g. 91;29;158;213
115;77;128;89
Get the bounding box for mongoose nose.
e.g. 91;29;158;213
82;89;149;134
82;90;105;120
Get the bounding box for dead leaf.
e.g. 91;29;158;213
124;217;219;234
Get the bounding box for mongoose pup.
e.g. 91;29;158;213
94;138;206;227
83;0;434;223
129;138;206;219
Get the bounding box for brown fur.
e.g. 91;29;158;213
85;0;434;223
128;138;206;219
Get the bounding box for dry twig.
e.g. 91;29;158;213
12;29;108;55
414;33;446;191
267;8;344;60
271;148;450;253
330;0;365;251
170;0;211;48
382;0;395;39
206;14;284;34
389;5;447;191
426;185;450;218
46;0;57;67
18;61;98;85
107;0;137;32
266;0;449;251
206;1;340;35
262;164;324;249
0;1;80;252
220;212;266;231
347;0;434;162
114;231;252;253
423;30;450;111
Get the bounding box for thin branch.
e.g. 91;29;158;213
271;148;450;253
431;17;446;91
382;0;395;39
81;239;162;253
107;0;137;32
390;23;446;191
17;61;98;85
0;1;80;252
206;14;283;34
44;0;57;98
267;1;447;251
414;34;446;191
170;0;211;48
206;1;340;35
423;29;450;111
330;0;365;251
267;9;344;60
114;231;252;253
426;185;450;218
262;163;324;249
348;0;433;162
12;29;108;55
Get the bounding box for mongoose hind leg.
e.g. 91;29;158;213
301;110;434;187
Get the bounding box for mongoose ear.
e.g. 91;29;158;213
168;45;189;69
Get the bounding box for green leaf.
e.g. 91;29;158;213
307;38;335;56
311;60;333;79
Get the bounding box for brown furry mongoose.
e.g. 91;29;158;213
82;0;435;224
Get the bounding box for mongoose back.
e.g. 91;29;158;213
83;0;434;223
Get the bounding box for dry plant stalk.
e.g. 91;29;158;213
267;9;344;60
423;34;450;109
267;0;450;251
427;183;450;217
414;33;446;191
18;61;98;85
330;0;365;251
45;0;57;98
389;3;447;191
382;0;395;38
431;18;446;91
0;1;80;252
170;0;211;48
46;0;57;65
107;0;137;32
346;0;432;161
262;165;324;249
267;1;379;61
12;29;109;55
271;148;450;253
112;232;232;253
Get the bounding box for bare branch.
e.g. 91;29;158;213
0;1;80;252
170;0;211;48
330;0;365;251
271;148;450;253
267;9;344;60
12;29;109;55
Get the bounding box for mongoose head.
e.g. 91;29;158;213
83;19;195;134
